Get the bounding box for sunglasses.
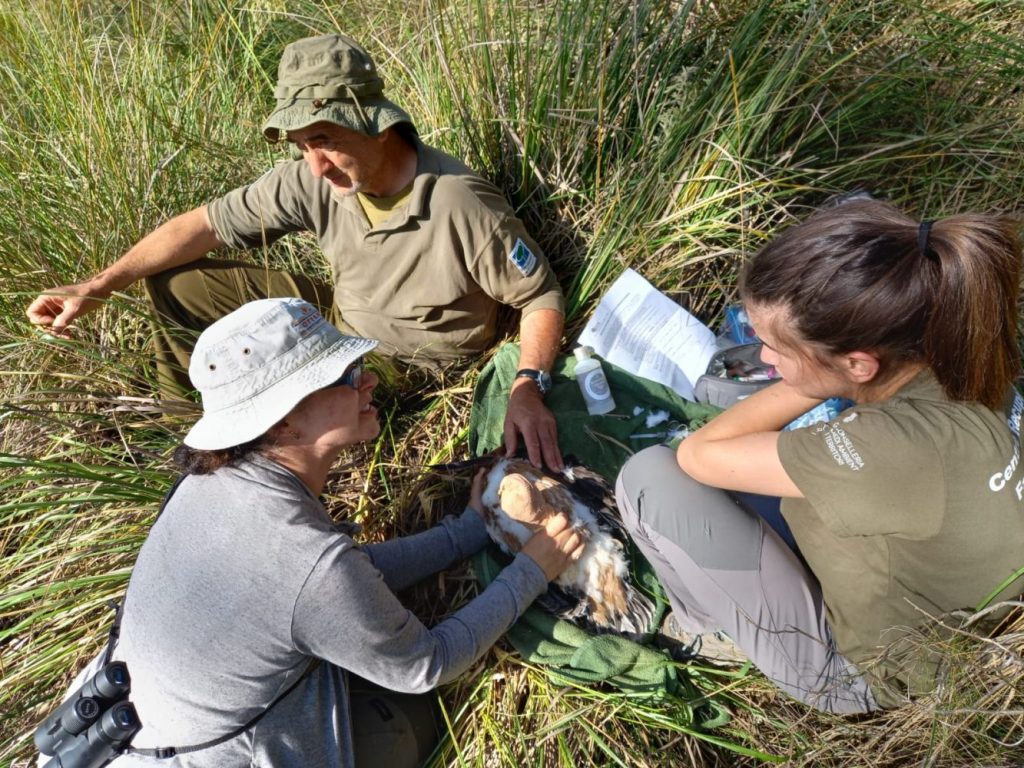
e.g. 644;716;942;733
326;358;364;390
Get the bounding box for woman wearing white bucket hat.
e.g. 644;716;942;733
39;298;583;768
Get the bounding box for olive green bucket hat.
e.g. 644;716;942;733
262;33;415;142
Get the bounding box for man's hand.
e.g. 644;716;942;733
26;282;107;337
503;378;564;471
26;206;223;339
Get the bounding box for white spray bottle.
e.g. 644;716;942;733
574;346;616;415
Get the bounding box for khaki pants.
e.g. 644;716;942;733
144;258;334;399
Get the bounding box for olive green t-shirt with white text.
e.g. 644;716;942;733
778;371;1024;707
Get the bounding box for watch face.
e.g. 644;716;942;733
518;369;551;394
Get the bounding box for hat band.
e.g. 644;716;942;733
273;80;383;101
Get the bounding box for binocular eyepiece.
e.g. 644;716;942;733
41;701;141;768
35;661;134;761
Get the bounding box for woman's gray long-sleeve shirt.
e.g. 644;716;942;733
73;454;547;767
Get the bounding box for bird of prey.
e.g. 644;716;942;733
478;457;655;638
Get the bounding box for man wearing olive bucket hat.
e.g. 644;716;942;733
26;33;566;471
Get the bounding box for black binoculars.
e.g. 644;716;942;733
35;661;140;768
41;702;141;768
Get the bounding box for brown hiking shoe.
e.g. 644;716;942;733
658;613;749;667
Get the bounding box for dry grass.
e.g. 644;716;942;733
4;318;1024;767
3;0;1024;765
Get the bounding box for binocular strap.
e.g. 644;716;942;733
111;476;315;760
125;662;317;760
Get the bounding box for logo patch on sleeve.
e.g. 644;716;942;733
508;238;538;277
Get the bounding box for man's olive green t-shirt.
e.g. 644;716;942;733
207;143;564;364
777;372;1024;707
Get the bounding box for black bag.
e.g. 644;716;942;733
693;343;778;408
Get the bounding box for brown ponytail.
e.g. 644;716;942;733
739;199;1022;409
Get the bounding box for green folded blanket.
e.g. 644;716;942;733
473;545;682;696
468;342;724;705
469;343;721;479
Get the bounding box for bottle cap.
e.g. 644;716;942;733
574;345;595;361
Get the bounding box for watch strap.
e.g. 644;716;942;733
515;368;551;395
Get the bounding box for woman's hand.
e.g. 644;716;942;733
521;514;586;581
467;467;487;514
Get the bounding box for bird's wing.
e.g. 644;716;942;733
560;461;631;542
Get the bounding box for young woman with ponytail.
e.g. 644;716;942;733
615;198;1024;713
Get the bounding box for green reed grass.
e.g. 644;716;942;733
2;0;1023;765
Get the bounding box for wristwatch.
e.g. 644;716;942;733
515;368;552;396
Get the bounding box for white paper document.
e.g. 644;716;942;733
577;268;718;401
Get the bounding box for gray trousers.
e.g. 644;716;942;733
615;445;878;714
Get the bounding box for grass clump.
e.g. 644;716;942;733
2;0;1023;765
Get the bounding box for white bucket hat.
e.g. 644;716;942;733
184;298;378;450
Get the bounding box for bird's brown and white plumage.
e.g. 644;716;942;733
479;457;655;638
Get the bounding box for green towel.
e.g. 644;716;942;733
468;342;724;703
473;544;683;695
469;343;721;480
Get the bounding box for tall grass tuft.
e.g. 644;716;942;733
2;0;1023;765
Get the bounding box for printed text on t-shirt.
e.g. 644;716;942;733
814;422;864;471
988;391;1024;498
